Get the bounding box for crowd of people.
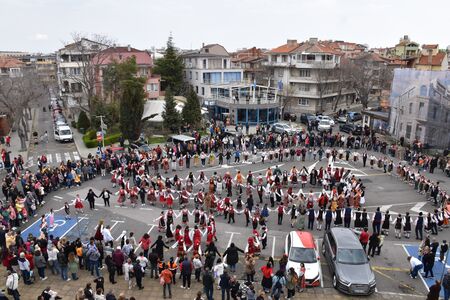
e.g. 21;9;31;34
1;121;449;300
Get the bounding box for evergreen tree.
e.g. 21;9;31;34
182;87;202;129
162;88;181;133
153;35;184;94
77;110;91;130
119;77;146;141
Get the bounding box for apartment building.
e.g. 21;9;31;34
181;44;244;101
265;38;355;115
0;56;23;77
93;46;161;100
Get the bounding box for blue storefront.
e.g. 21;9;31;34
214;106;279;125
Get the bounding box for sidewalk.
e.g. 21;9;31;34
1;267;417;300
72;128;96;159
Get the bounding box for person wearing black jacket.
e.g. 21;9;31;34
367;232;379;258
148;249;159;278
423;251;435;278
99;188;112;207
105;255;116;284
150;235;169;260
223;243;244;273
133;262;144;290
85;189;99;210
204;242;221;261
202;268;214;300
220;270;231;300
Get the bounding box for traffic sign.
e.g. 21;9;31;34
96;131;103;141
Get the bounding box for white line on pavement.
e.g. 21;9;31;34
410;202;427;213
400;244;429;292
271;236;276;258
225;231;241;248
55;153;61;163
73;152;80;161
61;217;87;238
136;224;157;251
54;196;63;199
316;238;324;288
64;152;71;162
47;154;53;164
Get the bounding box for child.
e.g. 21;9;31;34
94;276;105;293
64;202;71;220
49;208;54;228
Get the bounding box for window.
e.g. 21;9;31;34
201;87;205;95
223;59;227;69
146;84;158;92
184;71;187;78
298;69;310;77
405;124;412;139
196;72;198;80
189;71;192;80
415;124;422;140
282;55;288;63
409;103;413;114
203;59;207;69
432;106;438;119
70;82;82;92
298;98;309;106
298;84;310;92
195;86;198;94
278;70;284;77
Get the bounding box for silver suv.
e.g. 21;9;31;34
272;123;295;134
322;228;376;295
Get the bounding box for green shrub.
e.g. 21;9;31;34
77;111;91;129
82;131;122;148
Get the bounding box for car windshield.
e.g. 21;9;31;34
337;249;367;264
60;130;71;135
289;247;317;263
319;120;330;125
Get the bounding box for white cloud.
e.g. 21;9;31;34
33;33;48;41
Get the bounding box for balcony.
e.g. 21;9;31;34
204;94;280;108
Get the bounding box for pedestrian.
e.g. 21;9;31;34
440;240;448;262
442;269;450;300
99;188;112;207
223;243;244;273
123;258;134;290
105;255;116;284
286;267;298;299
133;260;144;290
85;189;99;210
94;276;105;293
139;233;151;258
415;212;424;240
18;252;32;285
112;246;125;276
202;267;214;300
245;254;256;282
359;227;369;252
6;270;20;300
150;235;170;260
427;280;441;300
407;256;423;279
84;283;94;299
160;264;173;299
34;250;48;281
422;249;435;278
367;232;379;257
376;233;385;255
260;262;273;294
219;270;231;300
68;252;79;280
180;256;193;289
148;248;159;279
271;270;286;300
213;258;227;289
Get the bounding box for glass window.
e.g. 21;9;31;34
248;109;257;123
237;109;247;123
337;249;367;265
259;109;267;124
268;108;275;122
289;247;317;263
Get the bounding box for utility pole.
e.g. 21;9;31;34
95;115;107;149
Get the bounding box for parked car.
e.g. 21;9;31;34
347;112;362;122
316;115;335;126
283;113;297;122
317;120;332;132
339;124;362;135
300;113;317;126
336;115;348;123
130;141;151;152
272;123;296;134
322;228;376;295
54;125;73;142
285;231;321;287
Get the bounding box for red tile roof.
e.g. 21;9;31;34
98;47;153;66
269;43;301;53
416;52;446;66
422;44;438;50
0;56;24;68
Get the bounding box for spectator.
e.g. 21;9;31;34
112;246;125;276
286;267;298;299
6;270;20;300
40;287;62;300
367;232;379;257
75;288;84;300
160;264;173;299
105;254;116;284
180;256;193;289
84;283;94;300
202;267;215;300
47;244;60;275
34;249;47;281
260;262;273;294
133;260;144;290
193;254;203;282
148;248;159;279
423;249;435;278
359;227;369;252
408;256;423;279
123;258;134;290
427;280;441;300
213;257;227;289
440;240;448;262
94;276;105;293
219;269;231;300
271;270;286;300
18;252;32;285
442;269;450;300
94;288;105;300
68;252;79;280
139;233;151;258
245;254;256;282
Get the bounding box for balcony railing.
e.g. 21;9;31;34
264;60;337;69
204;94;280;106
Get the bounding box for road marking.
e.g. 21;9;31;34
64;152;71;162
364;202;420;209
307;160;319;173
376;291;423;298
252;163;285;174
225;231;241;248
61;216;87;238
109;220;124;232
372;269;419;293
410;202;427;213
316;239;324;288
271;236;276;258
372;266;410;272
54;196;63;199
73;152;80;161
401;244;429;292
139;207;153;211
47;154;53;164
379;205;392;212
55;153;61;163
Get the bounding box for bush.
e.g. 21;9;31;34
71;121;77;129
77;111;91;130
82;131;122;148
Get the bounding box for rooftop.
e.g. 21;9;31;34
416;52;447;66
0;56;24;68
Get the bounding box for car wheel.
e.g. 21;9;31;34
321;243;326;255
332;274;337;289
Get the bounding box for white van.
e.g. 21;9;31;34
54;125;73;142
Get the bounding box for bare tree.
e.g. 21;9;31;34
0;69;47;150
60;33;114;115
332;58;353;111
316;62;335;113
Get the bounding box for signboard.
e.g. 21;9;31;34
96;131;103;141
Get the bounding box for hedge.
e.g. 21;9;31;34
82;131;122;148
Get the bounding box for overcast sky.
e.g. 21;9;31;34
2;0;449;53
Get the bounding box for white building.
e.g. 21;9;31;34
181;44;244;102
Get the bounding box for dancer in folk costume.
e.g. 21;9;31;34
193;206;200;224
180;188;190;205
111;170;118;188
162;157;169;173
74;193;84;213
166;219;175;242
165;189;174;208
184;226;193;249
129;186;138;208
177;236;186;259
147;186;156;205
193;225;202;246
300;167;308;188
116;187;127;206
156;211;166;232
49;208;55;228
199;208;207;229
181;206;189;224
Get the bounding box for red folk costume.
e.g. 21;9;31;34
177;237;186;258
74;196;84;209
165;190;174;208
147;187;156;204
184;228;192;248
117;188;126;205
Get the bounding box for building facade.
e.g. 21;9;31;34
181;44;244;101
389;71;450;149
93;46;161;101
394;35;420;58
264;38;355;115
0;56;24;77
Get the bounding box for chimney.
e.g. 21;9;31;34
309;37;318;44
428;49;433;65
286;39;297;46
403;35;409;41
202;43;205;48
127;44;131;52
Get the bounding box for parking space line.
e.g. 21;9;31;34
316;239;324;288
73;151;80;161
226;231;241;248
61;216;87;238
372;268;418;294
47;154;53;164
271;236;276;258
64;152;71;162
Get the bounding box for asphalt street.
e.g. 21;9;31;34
18;151;449;299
